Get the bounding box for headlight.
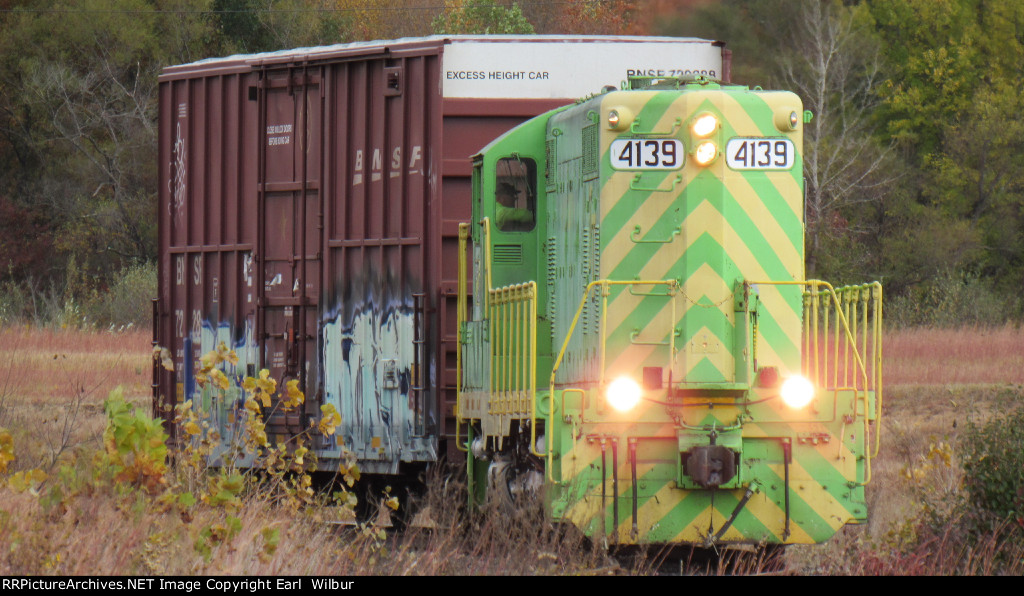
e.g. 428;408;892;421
780;375;814;409
606;377;642;412
694;141;718;166
691;113;718;137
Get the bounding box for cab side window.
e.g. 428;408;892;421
494;157;536;232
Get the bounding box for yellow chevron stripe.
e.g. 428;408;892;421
559;442;854;544
642;200;803;364
602;212;799;377
599;172;695;258
789;460;848;533
676;325;734;380
722;173;803;274
604;199;725;331
710;90;764;136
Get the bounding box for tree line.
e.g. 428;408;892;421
666;0;1024;325
0;0;1019;328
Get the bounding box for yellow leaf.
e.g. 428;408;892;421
318;404;342;436
211;369;231;391
257;369;277;395
185;421;201;436
200;350;218;369
8;468;46;494
0;430;14;475
385;496;399;511
216;341;238;366
153;346;175;371
283;379;304;409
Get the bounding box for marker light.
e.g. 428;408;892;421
694;141;718;166
607;107;634;131
774;107;801;132
692;113;718;137
606;377;642;412
780;375;814;409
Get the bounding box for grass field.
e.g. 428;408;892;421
0;325;1021;574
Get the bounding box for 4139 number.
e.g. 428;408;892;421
725;138;795;170
610;139;684;170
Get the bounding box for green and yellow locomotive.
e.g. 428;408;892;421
456;76;883;546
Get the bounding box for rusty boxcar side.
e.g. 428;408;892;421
154;36;728;473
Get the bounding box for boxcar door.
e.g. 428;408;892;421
256;67;323;441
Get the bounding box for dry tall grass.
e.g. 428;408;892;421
884;325;1024;385
0;326;151;402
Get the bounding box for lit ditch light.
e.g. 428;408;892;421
780;374;814;409
606;376;642;412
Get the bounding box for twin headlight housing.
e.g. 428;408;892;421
604;372;815;411
691;113;719;166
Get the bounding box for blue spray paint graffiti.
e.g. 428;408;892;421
321;268;437;474
185;275;437;472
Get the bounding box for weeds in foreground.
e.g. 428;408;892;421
4;329;1024;574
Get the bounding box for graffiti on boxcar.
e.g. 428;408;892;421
168;120;187;221
320;269;436;473
191;319;257;460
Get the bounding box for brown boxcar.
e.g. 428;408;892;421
154;35;729;473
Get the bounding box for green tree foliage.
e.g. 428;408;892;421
431;0;534;35
213;0;350;54
213;0;277;52
0;0;218;300
652;0;776;84
869;0;1024;314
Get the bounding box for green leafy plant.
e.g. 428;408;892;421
960;406;1024;532
100;389;168;493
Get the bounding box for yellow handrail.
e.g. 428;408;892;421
749;280;882;485
457;217;538;453
455;223;470;452
545;279;678;482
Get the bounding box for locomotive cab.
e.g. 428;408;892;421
458;76;882;547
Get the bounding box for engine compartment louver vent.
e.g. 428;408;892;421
493;244;523;264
